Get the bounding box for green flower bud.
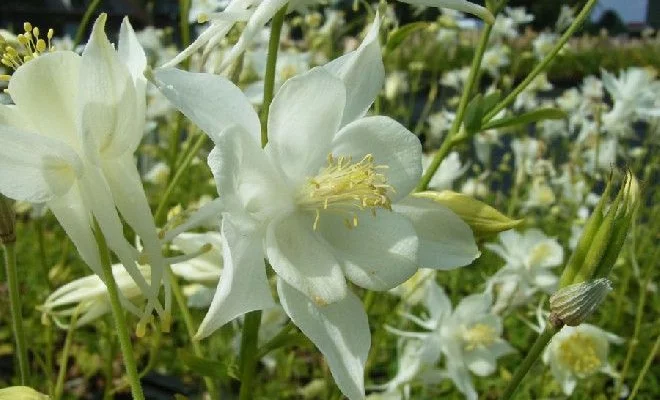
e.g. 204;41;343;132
560;171;639;286
0;386;49;400
549;278;612;327
0;193;16;245
414;191;522;240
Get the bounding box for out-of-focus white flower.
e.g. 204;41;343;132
41;264;152;329
486;229;563;312
440;66;470;90
422;152;469;191
144;162;171;185
514;73;553;110
189;0;228;23
524;177;556;209
491;16;518;40
244;47;311;104
384;71;410;101
460;177;489;198
481;44;510;77
504;7;534;24
601;67;660;135
389;268;436;306
542;324;623;395
532;32;558;60
583;137;617;174
555;5;575;32
384;284;514;400
581;75;603;102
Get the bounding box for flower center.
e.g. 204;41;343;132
1;22;54;72
462;323;496;350
557;332;603;375
296;153;393;230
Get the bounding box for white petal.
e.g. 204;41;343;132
8;51;80;146
398;0;494;23
324;14;384;126
266;67;345;184
331;117;422;202
445;358;478;400
0;125;82;202
278;279;369;400
154;67;261;142
464;347;496;376
318;211;418;291
266;213;347;306
454;292;492;322
0;105;33;131
196;215;275;339
207;125;288;223
425;281;452;324
219;0;288;71
118;17;147;88
79;14;139;160
393;196;479;269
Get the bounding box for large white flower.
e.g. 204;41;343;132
0;15;168;325
155;16;478;399
384;283;514;400
542;324;623;395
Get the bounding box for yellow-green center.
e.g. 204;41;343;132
557;332;603;375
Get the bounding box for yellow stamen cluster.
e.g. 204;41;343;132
463;323;497;351
1;22;54;72
557;332;603;375
296;153;393;230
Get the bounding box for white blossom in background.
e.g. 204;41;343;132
384;283;514;400
384;71;410;101
389;268;436;306
532;32;558;60
481;43;510;77
601;67;660;135
155;15;478;399
543;324;623;395
486;229;563;313
504;6;534;25
244;47;311;104
422;152;469;191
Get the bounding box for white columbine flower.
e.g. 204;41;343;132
0;15;169;326
155;15;478;399
385;283;514;400
542;324;623;395
485;229;563;313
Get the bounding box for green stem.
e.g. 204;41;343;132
238;311;262;400
3;243;29;384
482;0;598;123
501;325;558;400
73;0;102;48
54;307;80;400
34;218;50;286
93;220;145;400
179;0;192;48
629;333;660;400
168;268;219;398
416;23;493;192
154;133;207;225
260;5;288;147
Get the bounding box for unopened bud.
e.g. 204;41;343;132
0;386;49;400
549;278;612;327
415;191;522;240
0;193;16;245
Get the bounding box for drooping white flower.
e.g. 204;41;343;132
485;229;563;313
0;15;168;326
163;0;492;70
542;324;623;395
384;283;514;400
155;15;478;399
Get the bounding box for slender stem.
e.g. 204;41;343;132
482;0;599;123
501;325;558;400
168;268;219;398
154;133;207;224
179;0;192;48
3;243;29;384
54;307;80;400
34;218;50;286
238;310;262;400
416;23;493;191
93;220;145;400
260;5;288;147
629;333;660;400
73;0;102;47
256;323;297;360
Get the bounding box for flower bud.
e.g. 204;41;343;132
0;386;49;400
549;278;612;327
0;193;16;245
559;171;639;286
414;191;522;240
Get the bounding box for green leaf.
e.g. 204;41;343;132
464;94;484;135
178;350;235;378
482;90;501;114
481;108;567;131
386;22;429;53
